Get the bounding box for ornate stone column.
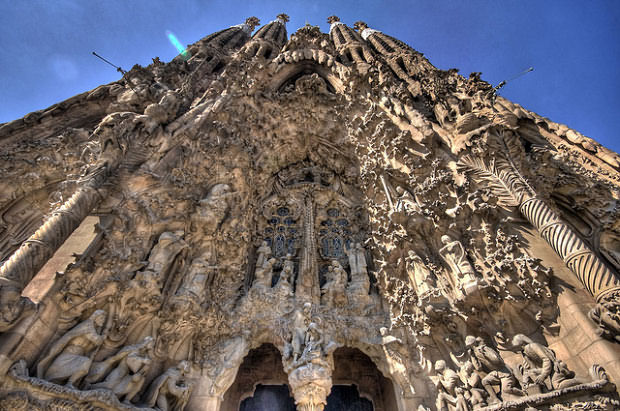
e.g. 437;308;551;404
519;197;620;297
297;192;320;304
460;134;620;341
0;165;111;332
519;196;620;340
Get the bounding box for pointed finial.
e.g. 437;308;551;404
277;13;290;23
327;16;341;25
353;21;368;32
245;16;260;31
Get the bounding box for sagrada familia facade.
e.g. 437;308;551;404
0;13;619;411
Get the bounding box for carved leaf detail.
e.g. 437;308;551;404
458;155;522;208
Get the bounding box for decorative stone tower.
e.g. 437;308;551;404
0;14;619;411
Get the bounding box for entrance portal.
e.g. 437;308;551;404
222;344;398;411
326;385;374;411
240;384;296;411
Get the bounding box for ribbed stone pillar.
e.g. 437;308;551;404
0;165;110;332
519;196;620;297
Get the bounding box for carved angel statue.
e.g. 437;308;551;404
175;258;213;302
145;360;193;411
37;310;107;388
277;254;294;294
87;336;154;403
208;335;249;397
321;262;346;307
345;242;368;278
439;234;478;295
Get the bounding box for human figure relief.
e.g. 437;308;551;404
377;327;416;397
253;257;276;290
37;310;107;388
434;360;469;411
291;303;312;363
321;261;346;307
405;250;436;297
512;334;586;391
277;254;294;295
464;336;524;403
87;336;154;403
145;360;193;411
255;240;272;271
175;258;214;304
346;244;371;301
439;234;479;295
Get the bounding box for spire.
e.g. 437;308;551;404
327;16;374;65
197;16;260;50
253;13;289;46
353;21;412;55
242;14;289;60
353;21;437;100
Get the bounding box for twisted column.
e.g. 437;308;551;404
0;165;110;332
518;196;620;341
519;197;620;297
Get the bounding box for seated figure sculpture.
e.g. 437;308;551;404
37;310;107;388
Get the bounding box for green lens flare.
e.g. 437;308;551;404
166;30;190;60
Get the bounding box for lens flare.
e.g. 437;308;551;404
166;30;190;60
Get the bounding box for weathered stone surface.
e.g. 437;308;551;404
0;14;618;411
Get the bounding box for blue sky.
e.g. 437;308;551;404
1;1;619;153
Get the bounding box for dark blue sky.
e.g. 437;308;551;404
1;1;619;153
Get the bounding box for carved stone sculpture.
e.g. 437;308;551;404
37;310;106;388
174;258;212;304
434;360;469;411
145;360;193;411
464;336;523;403
439;234;479;295
0;13;618;411
512;334;586;392
321;261;346;307
405;250;436;297
88;336;154;403
192;184;233;236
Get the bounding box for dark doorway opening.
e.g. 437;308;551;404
326;385;374;411
239;384;296;411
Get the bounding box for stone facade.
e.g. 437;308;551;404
0;14;619;411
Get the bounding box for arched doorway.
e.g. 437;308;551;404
222;344;399;411
221;343;294;411
240;384;296;411
326;385;374;411
329;347;399;411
